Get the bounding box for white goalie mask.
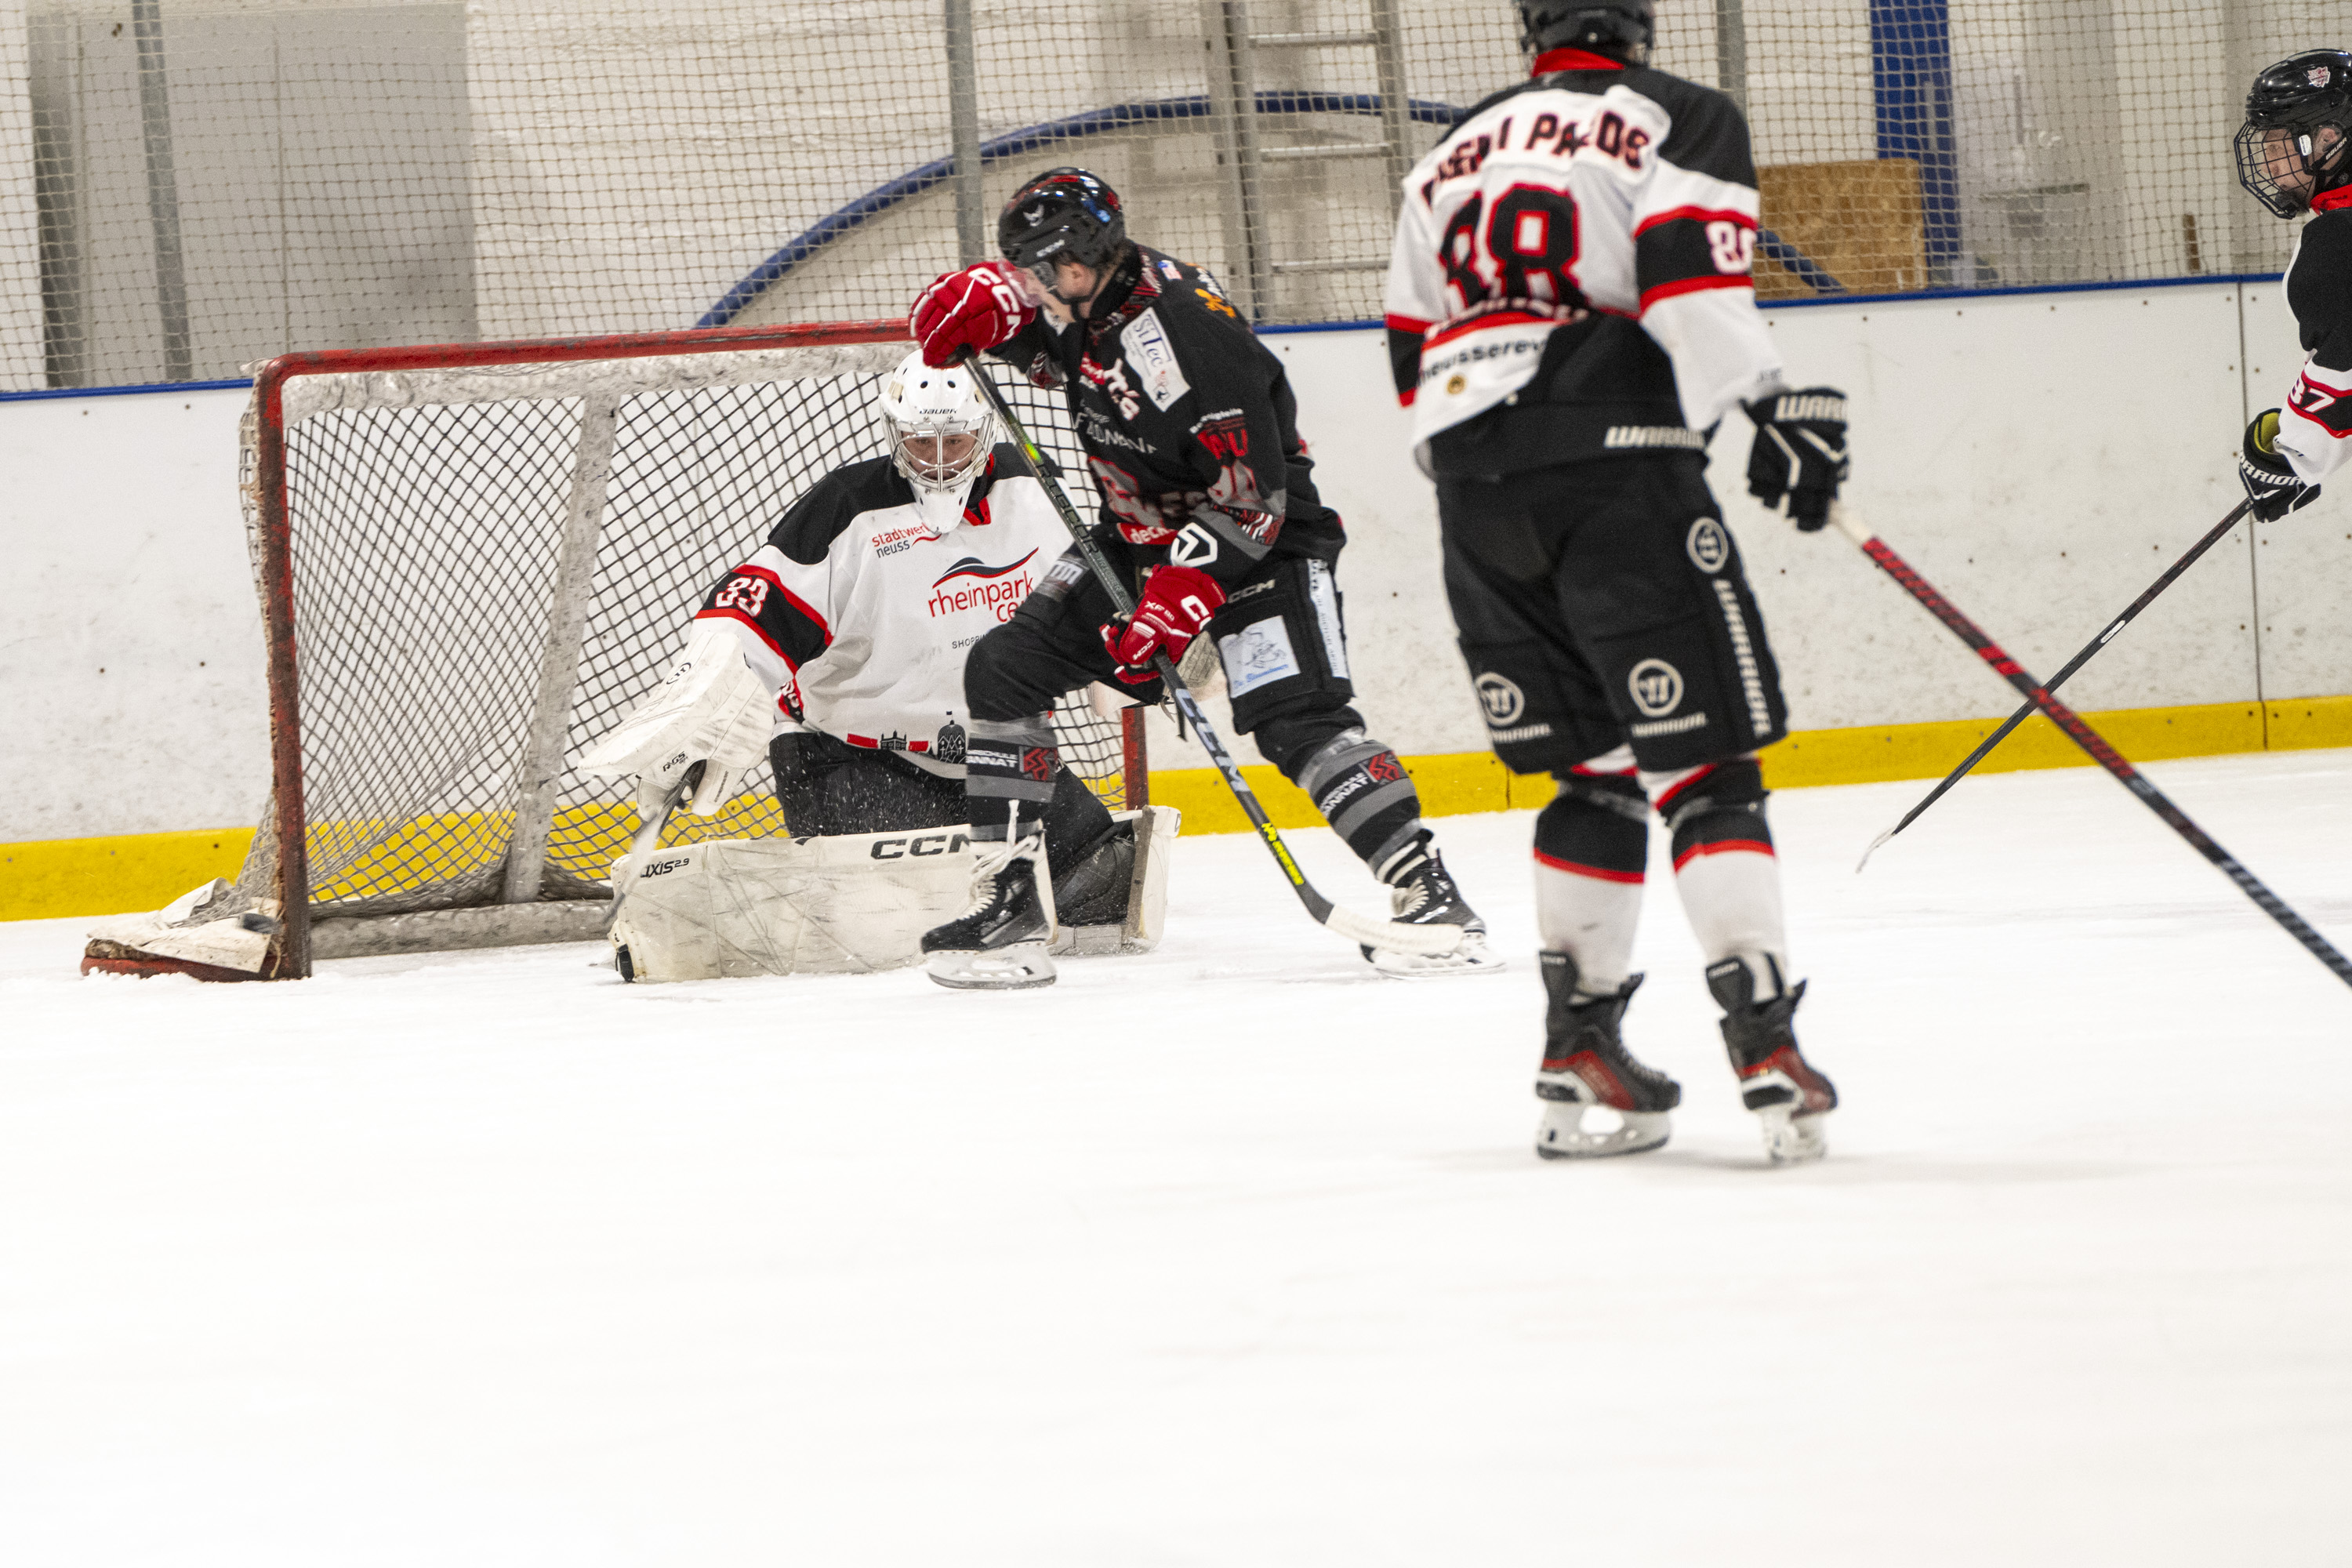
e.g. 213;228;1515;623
879;350;997;495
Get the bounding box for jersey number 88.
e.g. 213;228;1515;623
1440;185;1584;312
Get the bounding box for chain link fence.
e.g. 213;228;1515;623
0;0;2338;393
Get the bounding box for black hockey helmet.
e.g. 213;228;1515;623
2236;49;2352;218
997;168;1128;287
1517;0;1653;65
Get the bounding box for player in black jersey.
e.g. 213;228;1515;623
907;166;1498;989
2234;49;2352;520
1385;1;1841;1162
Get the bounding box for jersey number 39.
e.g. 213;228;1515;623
1441;186;1584;312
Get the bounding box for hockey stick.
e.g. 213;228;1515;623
1831;502;2352;991
957;354;1465;958
607;759;705;953
1859;498;2253;869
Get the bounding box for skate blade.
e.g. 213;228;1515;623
1755;1104;1829;1165
1367;932;1508;979
1534;1103;1671;1160
924;942;1057;991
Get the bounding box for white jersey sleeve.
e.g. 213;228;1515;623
1624;87;1786;429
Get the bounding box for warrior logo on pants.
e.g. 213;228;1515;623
1628;659;1684;717
1475;671;1526;727
1686;517;1730;573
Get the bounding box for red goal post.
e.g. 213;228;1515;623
233;320;1145;978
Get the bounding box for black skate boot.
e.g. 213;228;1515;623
921;831;1057;989
1050;819;1134;927
1707;957;1837;1165
1534;951;1682;1159
1362;829;1506;977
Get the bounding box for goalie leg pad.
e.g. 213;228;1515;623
609;827;977;982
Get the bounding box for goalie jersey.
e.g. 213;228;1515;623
2274;194;2352;485
692;447;1071;777
1382;49;1785;476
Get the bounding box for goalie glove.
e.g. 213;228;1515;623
2241;408;2323;522
1744;387;1850;532
910;262;1037;370
575;619;775;819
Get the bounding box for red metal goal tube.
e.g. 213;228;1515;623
1829;503;2352;992
250;321;909;978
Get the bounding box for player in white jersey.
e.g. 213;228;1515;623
1383;1;1842;1163
580;350;1134;923
2233;49;2352;520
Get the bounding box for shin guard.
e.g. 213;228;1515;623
1534;760;1649;997
1652;757;1788;1000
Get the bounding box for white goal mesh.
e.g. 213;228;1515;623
229;321;1138;975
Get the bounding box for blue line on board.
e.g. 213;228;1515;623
697;92;1465;329
0;376;252;404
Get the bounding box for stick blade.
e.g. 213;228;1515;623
1321;903;1468;958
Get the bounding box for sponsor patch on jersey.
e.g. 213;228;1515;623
1628;658;1684;718
1686;517;1730;573
927;551;1037;621
1121;309;1191;412
1218;615;1301;699
1475;672;1526;727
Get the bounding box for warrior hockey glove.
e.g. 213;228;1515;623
2240;408;2323;522
1744;387;1850;532
1104;564;1225;683
576;619;775;819
911;262;1037;370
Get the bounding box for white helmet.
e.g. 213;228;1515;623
879;349;996;494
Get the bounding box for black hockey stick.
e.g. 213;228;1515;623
1831;503;2352;991
958;353;1465;959
1859;498;2253;869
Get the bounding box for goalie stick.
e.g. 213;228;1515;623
607;760;704;982
1831;503;2352;992
1860;498;2253;869
958;354;1465;960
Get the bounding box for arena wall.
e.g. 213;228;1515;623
6;278;2350;917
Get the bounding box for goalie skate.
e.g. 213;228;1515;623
921;831;1057;990
1533;954;1679;1159
1708;959;1838;1166
1363;832;1506;978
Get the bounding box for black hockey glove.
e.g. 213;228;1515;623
1744;387;1849;532
2240;408;2321;522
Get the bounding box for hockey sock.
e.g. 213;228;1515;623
964;713;1060;844
1294;728;1425;873
1649;757;1789;1002
1534;760;1649;997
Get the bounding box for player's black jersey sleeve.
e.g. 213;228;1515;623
2288;209;2352;372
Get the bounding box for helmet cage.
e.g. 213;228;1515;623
2235;109;2352;218
2237;50;2352;218
878;357;996;495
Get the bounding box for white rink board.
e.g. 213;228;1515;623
2;752;2349;1564
2;281;2343;843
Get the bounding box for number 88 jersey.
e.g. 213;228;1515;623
1382;50;1785;473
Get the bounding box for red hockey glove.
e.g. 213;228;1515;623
1103;564;1225;681
910;263;1036;369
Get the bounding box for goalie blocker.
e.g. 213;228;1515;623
609;806;1178;982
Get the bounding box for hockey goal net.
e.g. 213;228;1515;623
211;320;1141;978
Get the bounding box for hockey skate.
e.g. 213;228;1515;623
921;831;1058;989
1362;831;1506;978
1708;958;1838;1165
1533;953;1681;1158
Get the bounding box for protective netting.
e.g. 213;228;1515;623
5;2;2336;394
235;329;1130;921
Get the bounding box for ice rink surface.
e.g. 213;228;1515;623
4;750;2349;1566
